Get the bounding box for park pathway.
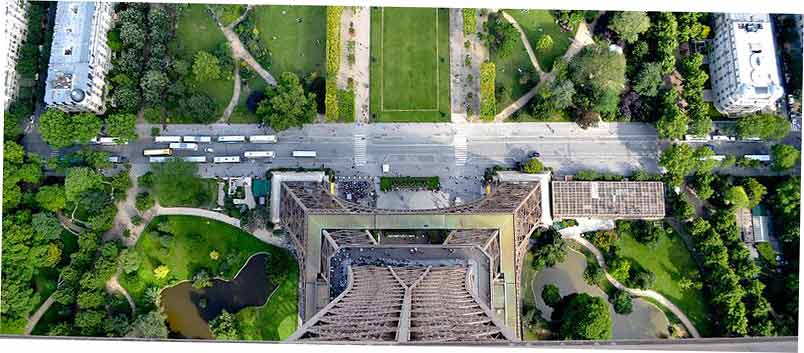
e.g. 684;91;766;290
221;66;241;122
208;5;277;86
494;13;595;122
563;233;702;338
337;7;371;124
23;293;55;335
106;268;136;317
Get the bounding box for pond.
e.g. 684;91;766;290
531;249;670;339
160;253;274;338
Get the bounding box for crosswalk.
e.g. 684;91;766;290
454;135;467;166
353;134;367;167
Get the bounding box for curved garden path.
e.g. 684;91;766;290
500;11;545;77
208;5;277;86
563;233;702;338
24;293;55;334
106;268;136;317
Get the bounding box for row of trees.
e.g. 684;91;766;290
38;109;137;148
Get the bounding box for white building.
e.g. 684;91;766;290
709;13;784;116
4;0;30;108
44;1;113;114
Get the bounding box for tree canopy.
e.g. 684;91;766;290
485;12;519;58
771;144;800;171
192;51;222;82
736;114;791;141
632;62;663;97
105;113;137;143
149;159;208;207
559;293;612;340
38;109;102;148
523;158;545;174
256;72;318;132
608;11;651;43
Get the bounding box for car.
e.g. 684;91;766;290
205;148;214;153
529;152;541;158
107;156;127;163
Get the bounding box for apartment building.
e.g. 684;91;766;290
709;13;784;116
4;0;30;108
44;1;113;114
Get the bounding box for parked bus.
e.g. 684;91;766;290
248;135;278;143
745;155;771;162
154;136;182;143
217;136;246;143
684;135;711;142
292;151;317;158
741;137;762;142
169;142;199;151
108;156;127;163
149;157;171;163
699;155;726;161
213;156;241;163
143;148;173;156
91;137;125;145
181;156;207;163
244;151;276;159
183;136;212;143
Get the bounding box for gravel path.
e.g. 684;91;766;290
209;5;277;86
23;293;55;334
564;233;702;338
337;7;371;124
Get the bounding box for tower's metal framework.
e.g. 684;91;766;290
280;180;542;342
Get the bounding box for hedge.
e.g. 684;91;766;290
325;79;339;121
463;8;477;35
325;6;343;121
480;61;496;120
338;88;355;122
380;177;440;192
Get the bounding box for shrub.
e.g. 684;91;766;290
480;61;496;120
325;79;338;121
326;6;342;76
609;289;633;314
337;88;355;122
541;284;561;307
379;176;440;191
135;192;155;212
463;8;477;35
584;262;604;285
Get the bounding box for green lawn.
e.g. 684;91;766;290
491;44;535;113
253;5;326;78
505;9;573;72
236;265;299;341
615;231;713;337
172;4;233;116
119;216;298;340
520;251;540;340
370;7;450;122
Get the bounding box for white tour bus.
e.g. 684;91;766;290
244;151;276;159
143;148;173;156
217;136;246;143
213;156;241;163
148;157;171;163
169;142;199;151
181;156;207;163
183;136;212;143
248;135;278;143
292;151;317;158
154;136;182;144
700;155;726;161
745;155;771;162
91;137;125;145
684;135;711;142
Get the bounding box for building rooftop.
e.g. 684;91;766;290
44;2;99;104
551;181;665;219
725;13;784;102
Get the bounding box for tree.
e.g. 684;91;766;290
569;43;627;101
724;186;750;208
609;258;631;282
484;13;519;58
126;311;169;338
31;212;62;243
74;309;106;335
37;109;74;148
589;230;618;253
652;13;679;74
135;192;155;212
105;113;137;143
608;11;650;43
192;270;213;289
150;159;208;207
537;34;554;51
609;289;633;314
153;265;170;280
35;185;66;212
693;171;715;200
659;143;695;186
209;310;239;340
584;262;604;285
72;113;104;144
656;89;689;139
192;51;222;82
140;70;169;106
541;284;561;307
523;158;544;173
111;85;141;113
531;228;567;270
632;62;663;97
64;167;104;202
736;114;790;141
742;178;767;208
179;93;218;123
256;72;317;132
120;249;141;274
771;144;800;171
559;293;612;340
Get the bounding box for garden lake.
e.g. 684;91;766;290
160;253;273;338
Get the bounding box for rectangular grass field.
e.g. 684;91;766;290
370;7;450;122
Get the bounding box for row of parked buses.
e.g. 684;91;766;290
153;135;278;144
143;149;318;163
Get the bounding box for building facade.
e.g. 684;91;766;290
709;13;784;116
4;0;30;108
44;1;113;113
